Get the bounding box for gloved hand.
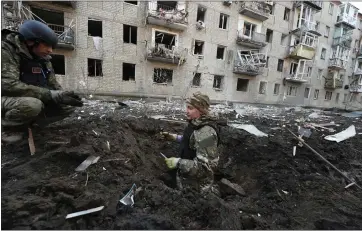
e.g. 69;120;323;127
165;157;180;169
50;90;83;107
160;131;178;141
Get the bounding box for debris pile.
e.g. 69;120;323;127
2;100;362;229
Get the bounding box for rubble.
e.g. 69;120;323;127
2;100;362;229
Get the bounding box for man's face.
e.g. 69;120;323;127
186;104;202;120
28;41;53;58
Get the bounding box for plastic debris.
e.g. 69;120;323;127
282;190;289;195
75;155;100;172
293;146;297;156
308;112;320;119
103;167;106;171
150;115;167;120
77;116;81;120
65;206;104;219
298;127;312;138
106;141;110;150
324;125;356;143
228;124;268;137
345;182;356;189
117;184;137;212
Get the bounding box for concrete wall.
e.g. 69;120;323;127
3;1;362;109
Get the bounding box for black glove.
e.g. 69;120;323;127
50;90;83;107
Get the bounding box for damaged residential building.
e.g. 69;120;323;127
2;0;362;109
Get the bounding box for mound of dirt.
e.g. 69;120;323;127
2;104;362;229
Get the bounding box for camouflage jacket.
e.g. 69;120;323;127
1;31;62;103
177;116;220;194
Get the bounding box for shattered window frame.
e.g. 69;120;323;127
196;5;206;22
192;72;201;87
236;78;249;92
283;7;290;21
219;13;229;30
336;93;340;103
123;24;138;45
122;62;136;81
153;68;173;84
50;54;66;75
258;81;267;95
88;18;103;37
277;59;284;72
287;86;297;96
304;87;310;98
216;45;226;60
273;83;280;95
213;75;224;89
314;89;320;100
87;58;103;77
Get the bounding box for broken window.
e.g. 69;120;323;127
304;87;310;98
325;26;330;38
329;3;334;14
155;31;176;50
266;29;273;43
287;86;297;96
325;91;332;100
266;57;270;68
259;81;267;94
219;13;228;29
88;19;102;37
284;7;290;21
196;5;206;22
88;58;103;77
213;75;223;89
216;46;226;60
194;40;204;55
273;83;280;95
50;54;65;75
32;7;64;26
281;34;288;46
157;1;177;11
122;63;136;81
320;48;326;60
124;1;137;5
153;68;173;84
236;78;248;92
290;62;298;75
336;93;340;103
318;69;323;79
243;22;256;37
277;59;284;72
192;73;201;86
124;24;137;44
314;89;319;100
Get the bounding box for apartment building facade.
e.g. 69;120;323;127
2;1;362;109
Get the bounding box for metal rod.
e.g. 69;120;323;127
286;128;361;190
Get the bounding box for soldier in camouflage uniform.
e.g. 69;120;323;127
161;92;220;195
2;20;83;143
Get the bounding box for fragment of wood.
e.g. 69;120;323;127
286;128;361;190
75;155;100;172
28;128;36;155
65;206;104;219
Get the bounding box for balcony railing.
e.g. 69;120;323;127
236;29;266;48
329;58;348;69
285;72;310;83
336;14;357;28
47;23;75;47
233;65;263;76
239;2;270;21
332;33;352;47
233;51;267;76
325;76;343;89
147;43;187;65
295;1;322;10
147;2;188;25
296;18;318;32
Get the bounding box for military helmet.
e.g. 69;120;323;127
19;20;58;47
186;92;211;114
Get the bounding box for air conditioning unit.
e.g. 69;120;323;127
196;20;205;30
223;0;232;6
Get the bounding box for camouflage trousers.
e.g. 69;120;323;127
2;96;75;129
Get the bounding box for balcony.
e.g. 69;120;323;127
295;1;322;10
349;75;362;93
284;72;310;83
147;43;187;65
336;14;357;29
233;51;267;76
289;44;316;60
332;35;352;48
48;24;75;50
239;2;270;21
146;2;188;31
236;30;266;49
324;76;343;89
291;19;321;36
328;58;347;70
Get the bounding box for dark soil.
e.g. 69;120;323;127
2;103;362;230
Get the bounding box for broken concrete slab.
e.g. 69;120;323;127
220;178;246;196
